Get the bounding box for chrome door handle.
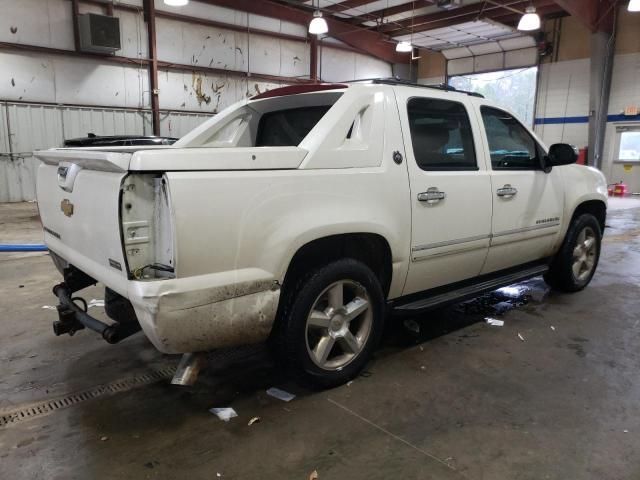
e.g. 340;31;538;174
418;187;446;204
496;184;518;198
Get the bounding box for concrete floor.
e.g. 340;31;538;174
1;199;640;480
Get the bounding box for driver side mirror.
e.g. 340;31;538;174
544;143;578;172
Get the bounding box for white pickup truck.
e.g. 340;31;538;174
35;79;608;388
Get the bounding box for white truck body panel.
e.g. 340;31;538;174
34;83;607;355
395;87;494;294
129;147;308;171
37;165;129;294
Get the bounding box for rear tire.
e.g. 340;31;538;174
275;258;385;389
544;213;601;292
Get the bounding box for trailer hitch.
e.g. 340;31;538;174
52;283;140;344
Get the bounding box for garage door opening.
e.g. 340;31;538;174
449;67;538;127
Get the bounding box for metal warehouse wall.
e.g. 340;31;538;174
0;0;392;201
0;101;210;202
535;9;640;191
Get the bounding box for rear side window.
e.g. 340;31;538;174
481;106;541;170
256;106;331;147
407;97;477;171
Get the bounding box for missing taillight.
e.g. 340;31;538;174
120;174;175;280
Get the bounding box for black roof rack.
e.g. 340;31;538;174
345;77;485;98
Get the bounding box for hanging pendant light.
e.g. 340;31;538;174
164;0;189;6
629;0;640;12
309;0;328;35
396;41;413;53
517;6;541;31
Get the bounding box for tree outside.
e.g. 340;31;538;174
449;67;538;127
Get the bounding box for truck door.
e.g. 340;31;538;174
399;92;493;295
477;105;564;274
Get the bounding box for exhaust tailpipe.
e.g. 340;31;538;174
171;352;207;386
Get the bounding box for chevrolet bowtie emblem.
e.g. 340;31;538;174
61;199;74;217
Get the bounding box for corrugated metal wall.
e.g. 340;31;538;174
0;0;391;202
0;102;212;202
159;111;211;138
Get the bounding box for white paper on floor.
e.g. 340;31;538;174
485;318;504;327
266;387;296;402
88;299;105;308
209;407;238;422
42;299;104;310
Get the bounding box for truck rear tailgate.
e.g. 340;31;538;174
36;149;132;296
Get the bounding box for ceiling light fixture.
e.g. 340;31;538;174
396;41;413;52
629;0;640;12
164;0;189;6
309;1;328;35
517;5;541;31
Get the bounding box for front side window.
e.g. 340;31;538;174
481;106;541;170
407;97;477;171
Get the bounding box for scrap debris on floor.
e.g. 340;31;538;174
209;407;238;422
266;387;296;402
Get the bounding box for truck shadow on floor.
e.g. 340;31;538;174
182;277;551;403
382;277;550;350
59;278;554;439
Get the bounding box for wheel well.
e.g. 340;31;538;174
572;200;606;232
282;233;393;299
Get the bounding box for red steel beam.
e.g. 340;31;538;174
552;0;614;33
143;0;161;136
380;0;559;36
80;0;384;57
0;41;150;66
347;0;436;26
377;0;532;33
324;0;381;13
0;41;313;85
496;5;568;28
146;8;310;43
310;35;319;82
552;0;598;30
71;0;81;51
198;0;407;63
2;98;216;116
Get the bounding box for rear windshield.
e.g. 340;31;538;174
256;106;331;147
183;91;343;148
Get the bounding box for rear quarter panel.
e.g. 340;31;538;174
166;166;411;299
165;87;412;299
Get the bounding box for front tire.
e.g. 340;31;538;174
544;213;602;292
276;258;385;389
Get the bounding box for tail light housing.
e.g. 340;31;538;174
120;174;175;280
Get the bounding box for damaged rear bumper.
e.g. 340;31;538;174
49;255;281;354
127;269;281;354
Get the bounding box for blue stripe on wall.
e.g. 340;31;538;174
607;114;640;122
534;116;589;125
534;114;640;125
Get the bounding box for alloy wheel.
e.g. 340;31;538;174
305;280;373;370
571;226;597;282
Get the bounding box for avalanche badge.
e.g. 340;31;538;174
61;199;74;217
